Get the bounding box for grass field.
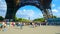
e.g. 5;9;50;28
0;26;60;34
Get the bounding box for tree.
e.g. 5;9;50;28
52;16;57;18
17;18;23;22
33;18;45;22
0;16;4;21
15;17;30;22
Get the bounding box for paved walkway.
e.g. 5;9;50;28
0;26;60;34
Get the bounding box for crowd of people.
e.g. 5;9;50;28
0;22;7;31
0;22;42;32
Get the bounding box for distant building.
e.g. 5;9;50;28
47;18;60;25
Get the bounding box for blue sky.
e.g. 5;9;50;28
0;0;60;20
16;5;43;20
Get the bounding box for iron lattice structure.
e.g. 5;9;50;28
5;0;53;21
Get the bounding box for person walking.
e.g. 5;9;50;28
20;22;23;29
0;22;3;31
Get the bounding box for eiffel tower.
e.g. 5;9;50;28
5;0;53;21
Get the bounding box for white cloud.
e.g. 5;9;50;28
23;9;26;11
16;9;35;17
0;0;7;12
0;0;7;18
57;15;60;17
52;4;55;7
26;10;34;17
58;7;60;10
38;13;43;17
52;9;58;13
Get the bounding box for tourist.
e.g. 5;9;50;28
0;22;3;31
32;22;35;28
20;22;23;29
2;23;7;32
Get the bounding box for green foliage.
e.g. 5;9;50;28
15;17;31;22
33;18;45;22
52;16;57;18
0;16;4;21
18;18;31;22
